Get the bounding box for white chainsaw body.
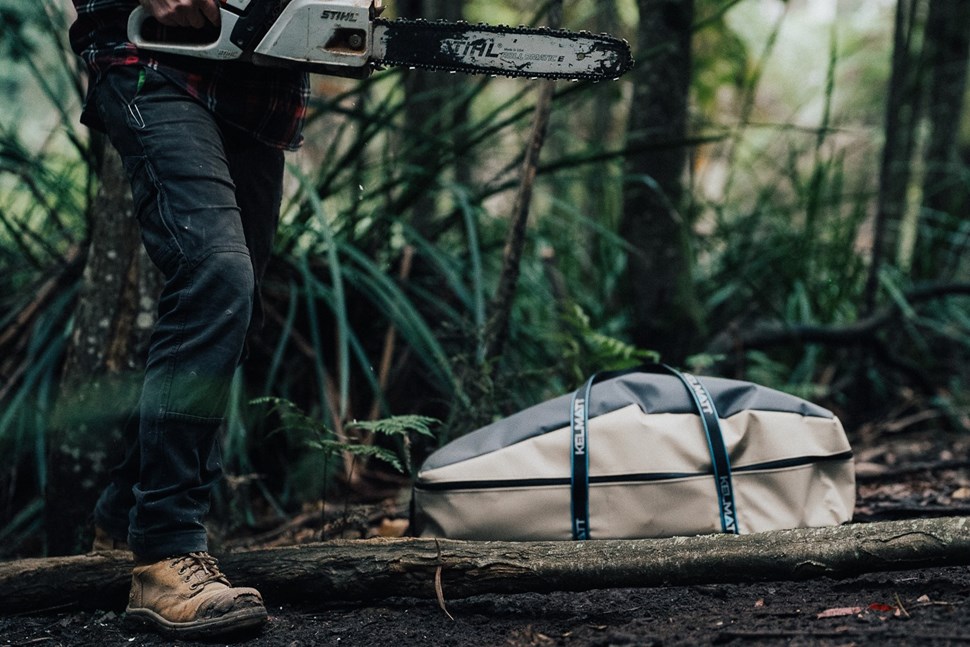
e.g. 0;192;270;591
128;0;380;73
255;0;375;69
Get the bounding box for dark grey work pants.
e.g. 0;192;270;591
91;64;284;561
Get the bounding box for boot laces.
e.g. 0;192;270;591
173;552;231;590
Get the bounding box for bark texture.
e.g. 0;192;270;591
864;0;927;311
914;0;970;280
2;518;968;614
45;147;161;555
621;0;703;363
396;0;468;237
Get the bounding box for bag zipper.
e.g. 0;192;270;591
414;450;853;492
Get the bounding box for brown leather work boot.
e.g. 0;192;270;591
125;552;267;639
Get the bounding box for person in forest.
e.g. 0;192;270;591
69;0;308;638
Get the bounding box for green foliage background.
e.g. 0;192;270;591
1;0;967;556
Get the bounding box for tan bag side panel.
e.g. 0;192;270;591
417;407;709;486
588;410;708;477
588;409;850;477
418;406;851;486
588;476;721;538
415;458;855;540
733;462;856;533
588;460;855;538
412;479;720;541
720;410;851;469
413;486;575;541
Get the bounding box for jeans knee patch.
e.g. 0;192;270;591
199;248;255;291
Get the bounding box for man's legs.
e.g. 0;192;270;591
88;64;282;637
92;64;285;555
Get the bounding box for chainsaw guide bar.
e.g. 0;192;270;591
374;18;634;81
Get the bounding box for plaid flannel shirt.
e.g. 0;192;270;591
70;0;309;151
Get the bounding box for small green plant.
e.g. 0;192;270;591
559;304;660;383
251;396;437;476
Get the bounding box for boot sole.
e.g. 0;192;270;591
125;605;268;640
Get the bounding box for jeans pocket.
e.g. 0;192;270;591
120;154;181;276
93;65;146;133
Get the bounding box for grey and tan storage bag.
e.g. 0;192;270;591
412;367;855;540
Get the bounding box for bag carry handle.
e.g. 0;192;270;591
569;374;596;540
569;365;740;540
662;367;739;534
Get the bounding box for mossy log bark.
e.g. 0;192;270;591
2;518;968;614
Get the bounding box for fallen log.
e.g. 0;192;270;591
2;517;968;614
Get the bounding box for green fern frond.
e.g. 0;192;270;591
560;304;659;376
303;439;403;473
346;415;438;439
251;397;438;475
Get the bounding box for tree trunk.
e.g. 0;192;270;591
585;2;623;264
2;517;968;613
864;0;927;312
913;0;970;281
45;145;160;556
621;0;704;364
395;0;468;237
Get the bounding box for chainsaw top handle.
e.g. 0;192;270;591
127;4;245;60
127;0;380;63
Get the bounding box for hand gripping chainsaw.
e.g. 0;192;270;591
128;0;634;81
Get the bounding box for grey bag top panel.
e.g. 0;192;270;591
422;371;835;472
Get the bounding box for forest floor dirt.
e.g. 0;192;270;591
2;427;969;646
3;564;969;646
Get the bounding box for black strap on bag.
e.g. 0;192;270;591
569;373;597;540
663;366;739;534
569;365;740;540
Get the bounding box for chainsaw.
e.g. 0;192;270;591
127;0;634;81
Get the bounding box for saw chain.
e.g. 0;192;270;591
373;17;635;81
